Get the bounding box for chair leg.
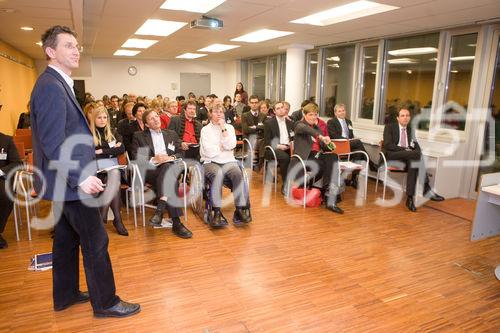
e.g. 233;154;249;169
13;200;20;241
262;160;267;185
383;168;387;201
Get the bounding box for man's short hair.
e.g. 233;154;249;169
41;25;77;60
397;108;411;117
141;109;156;124
110;95;119;101
281;101;290;110
334;103;346;113
132;102;146;117
185;100;197;109
303;103;319;115
249;95;259;101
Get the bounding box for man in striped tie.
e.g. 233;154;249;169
382;108;444;212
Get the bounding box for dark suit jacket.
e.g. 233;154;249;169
327;117;354;139
263;117;294;150
241;111;267;138
30;66;97;201
292;120;330;161
130;128;183;162
117;119;142;157
0;133;22;177
383;122;421;154
168;115;202;143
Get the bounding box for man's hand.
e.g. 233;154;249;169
153;154;175;164
217;118;226;129
181;142;190;150
79;176;104;194
115;142;122;147
95;149;103;155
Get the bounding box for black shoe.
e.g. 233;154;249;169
172;219;192;239
113;220;129;236
425;190;445;202
94;300;141;318
209;210;225;228
326;204;344;214
406;196;417;212
0;234;7;249
149;213;163;227
233;208;252;225
351;176;358;189
241;208;252;223
54;291;90;311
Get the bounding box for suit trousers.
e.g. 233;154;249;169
264;148;291;185
145;162;183;218
385;149;429;196
52;200;119;311
0;178;14;233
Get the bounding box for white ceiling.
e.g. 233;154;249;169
0;0;499;62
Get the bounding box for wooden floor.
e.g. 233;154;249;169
1;173;499;333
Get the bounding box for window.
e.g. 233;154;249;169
269;56;278;103
441;33;478;131
306;52;318;102
358;46;378;120
250;61;266;100
380;33;440;129
322;45;355;117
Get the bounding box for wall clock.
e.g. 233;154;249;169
128;66;137;76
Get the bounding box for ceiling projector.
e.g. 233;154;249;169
190;16;223;29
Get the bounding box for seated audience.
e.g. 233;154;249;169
168;101;202;161
289;103;343;214
263;101;294;194
17;102;31;129
327;103;378;188
90;107;128;236
196;95;209;125
84;102;95;124
383;108;445;212
200;100;252;227
131;109;192;239
0;131;22;249
233;93;249;117
117;102;144;157
107;95;120;129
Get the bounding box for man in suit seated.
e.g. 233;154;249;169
200;100;252;228
263;101;294;195
168;101;202;161
242;95;267;169
0;132;22;249
327;103;378;189
383;108;445;212
131;109;192;238
117;102;145;157
289;103;343;214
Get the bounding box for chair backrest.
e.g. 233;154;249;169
332;139;351;155
14;141;25;158
14;134;32;150
15;128;31;136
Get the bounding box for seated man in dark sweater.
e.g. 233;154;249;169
168;100;203;161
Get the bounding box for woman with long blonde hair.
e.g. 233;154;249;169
90;106;128;236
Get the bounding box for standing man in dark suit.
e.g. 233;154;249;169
383;108;444;211
242;95;267;169
131;109;192;239
0;132;22;249
327;103;377;188
263;101;294;194
30;25;140;317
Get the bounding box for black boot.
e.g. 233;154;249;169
325;195;344;214
209;208;226;228
149;200;166;227
233;207;252;225
113;219;129;236
0;234;7;249
172;217;192;238
406;196;417;212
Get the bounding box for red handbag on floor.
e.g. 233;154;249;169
290;186;322;207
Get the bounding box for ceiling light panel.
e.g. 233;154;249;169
122;38;159;49
231;29;294;43
290;0;399;26
198;44;240;52
135;19;187;37
387;58;418;64
388;47;438;56
176;53;207;59
114;50;141;56
160;0;225;13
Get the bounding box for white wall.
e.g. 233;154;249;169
37;57;240;100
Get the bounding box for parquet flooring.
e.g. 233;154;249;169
0;173;499;332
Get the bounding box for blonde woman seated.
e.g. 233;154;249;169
200;100;252;228
90;106;129;236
